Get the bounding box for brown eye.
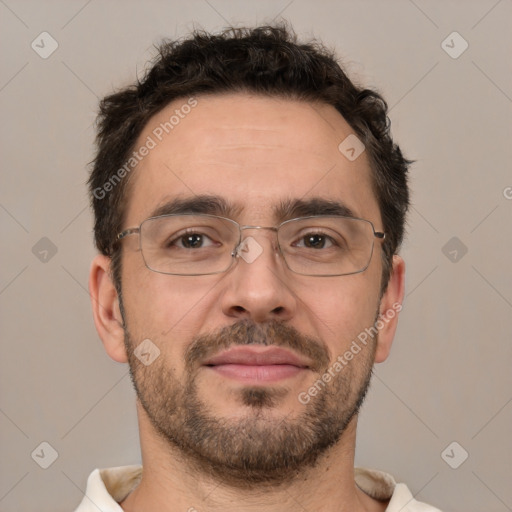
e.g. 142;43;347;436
295;233;334;250
180;233;205;248
303;234;329;249
167;231;216;249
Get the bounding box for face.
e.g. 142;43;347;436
117;94;390;484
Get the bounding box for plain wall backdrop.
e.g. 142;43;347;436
1;1;511;510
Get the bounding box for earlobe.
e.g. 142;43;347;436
89;254;128;363
374;255;406;364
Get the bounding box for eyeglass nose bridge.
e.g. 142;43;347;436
232;225;280;259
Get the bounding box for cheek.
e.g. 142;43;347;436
295;276;379;355
121;257;218;345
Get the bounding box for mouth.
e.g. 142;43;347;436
202;346;312;383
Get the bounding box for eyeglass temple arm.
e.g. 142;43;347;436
117;227;140;241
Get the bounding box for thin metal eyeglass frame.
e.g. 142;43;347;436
116;213;386;277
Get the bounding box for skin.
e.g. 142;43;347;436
89;93;405;512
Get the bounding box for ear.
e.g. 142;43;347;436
374;255;406;363
89;254;128;363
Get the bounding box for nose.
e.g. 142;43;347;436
220;232;297;323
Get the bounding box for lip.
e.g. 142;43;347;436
203;346;311;368
202;346;311;383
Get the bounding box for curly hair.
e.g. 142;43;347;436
89;24;410;295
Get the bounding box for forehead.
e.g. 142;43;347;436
124;93;379;226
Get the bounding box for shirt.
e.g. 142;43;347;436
74;465;442;511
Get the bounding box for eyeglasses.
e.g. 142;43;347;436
116;214;385;277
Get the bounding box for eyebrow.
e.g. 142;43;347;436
147;195;356;223
276;197;356;220
148;195;244;219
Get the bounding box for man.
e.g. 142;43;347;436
77;25;441;511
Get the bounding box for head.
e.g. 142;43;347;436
89;25;409;485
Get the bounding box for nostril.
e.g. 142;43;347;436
272;306;284;314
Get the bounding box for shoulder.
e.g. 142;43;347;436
355;467;443;512
73;465;142;511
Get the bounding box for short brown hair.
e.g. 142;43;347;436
89;24;410;295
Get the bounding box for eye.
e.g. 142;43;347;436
169;231;216;249
295;233;335;249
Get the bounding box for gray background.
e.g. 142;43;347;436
1;1;511;511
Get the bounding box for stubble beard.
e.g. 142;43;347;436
125;319;376;487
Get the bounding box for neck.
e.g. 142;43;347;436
120;404;385;512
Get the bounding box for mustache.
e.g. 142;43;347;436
185;319;331;373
